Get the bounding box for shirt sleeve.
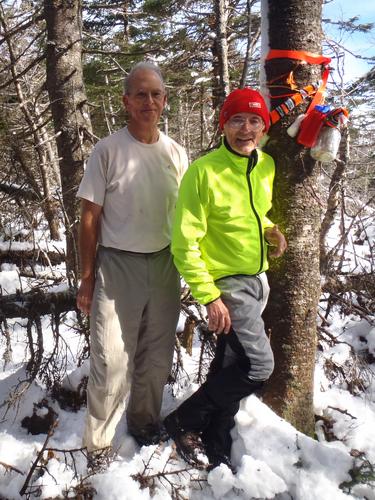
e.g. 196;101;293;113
171;164;221;305
175;144;189;184
77;142;107;207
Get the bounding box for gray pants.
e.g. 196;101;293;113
83;245;180;452
216;273;274;381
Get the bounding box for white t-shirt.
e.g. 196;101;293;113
77;127;188;253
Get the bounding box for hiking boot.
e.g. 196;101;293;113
130;425;169;447
164;411;206;467
206;451;236;474
87;446;114;474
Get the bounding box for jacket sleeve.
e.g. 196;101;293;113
261;153;276;230
171;163;221;305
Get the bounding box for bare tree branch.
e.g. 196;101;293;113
0;288;76;319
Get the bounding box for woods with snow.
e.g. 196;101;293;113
0;0;374;498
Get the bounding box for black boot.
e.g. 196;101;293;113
206;449;235;473
164;385;218;466
163;411;206;467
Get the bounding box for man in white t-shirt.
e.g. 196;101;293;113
76;62;188;470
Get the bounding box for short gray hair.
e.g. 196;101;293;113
123;61;165;95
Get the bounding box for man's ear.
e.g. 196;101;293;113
122;94;128;109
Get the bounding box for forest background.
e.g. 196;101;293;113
0;0;374;498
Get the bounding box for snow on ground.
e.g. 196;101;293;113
0;214;374;499
0;225;66;254
0;306;374;500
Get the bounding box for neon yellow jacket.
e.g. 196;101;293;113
171;141;275;304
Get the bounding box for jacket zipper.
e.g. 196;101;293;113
246;153;264;273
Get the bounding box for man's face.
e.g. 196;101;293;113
223;112;265;156
122;69;166;128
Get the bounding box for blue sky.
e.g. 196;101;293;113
322;0;374;82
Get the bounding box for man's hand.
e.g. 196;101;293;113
206;298;231;334
264;225;287;258
77;276;95;316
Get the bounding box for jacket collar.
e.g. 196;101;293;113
222;137;258;166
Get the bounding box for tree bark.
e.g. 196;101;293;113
261;0;324;435
213;0;230;101
211;0;230;136
0;289;76;319
239;0;260;88
44;0;94;282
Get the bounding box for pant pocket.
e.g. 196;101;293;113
257;273;270;313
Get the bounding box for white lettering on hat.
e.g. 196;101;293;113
248;102;261;108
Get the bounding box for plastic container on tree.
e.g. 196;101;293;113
310;109;349;162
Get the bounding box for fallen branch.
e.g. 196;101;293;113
328;406;357;419
0;248;65;267
0;288;77;319
19;421;58;496
324;292;374;323
0;182;40;202
322;273;375;297
132;449;206;498
0;460;24;475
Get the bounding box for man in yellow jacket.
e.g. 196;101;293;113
164;88;287;472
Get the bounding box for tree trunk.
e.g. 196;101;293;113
44;0;94;282
213;0;230;103
261;0;324;435
239;0;260;88
211;0;230;136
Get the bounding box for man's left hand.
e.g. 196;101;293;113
264;225;287;258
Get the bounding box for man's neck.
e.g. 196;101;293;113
127;122;160;144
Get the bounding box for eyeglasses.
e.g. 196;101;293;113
129;90;165;102
227;116;264;131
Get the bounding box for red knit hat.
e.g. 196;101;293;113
219;88;270;131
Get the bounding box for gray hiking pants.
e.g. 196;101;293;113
216;273;274;381
83;245;180;452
